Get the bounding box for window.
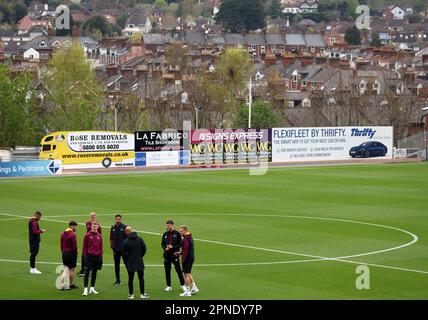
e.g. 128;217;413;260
260;46;265;53
42;145;51;152
330;38;336;43
44;136;53;142
311;46;315;53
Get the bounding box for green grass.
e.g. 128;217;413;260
0;162;428;299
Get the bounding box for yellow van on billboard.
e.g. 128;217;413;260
39;131;135;169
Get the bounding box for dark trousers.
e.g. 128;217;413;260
128;270;145;295
164;255;185;287
29;242;39;268
84;266;98;288
79;255;85;273
113;251;123;281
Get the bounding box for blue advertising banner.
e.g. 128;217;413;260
135;151;190;167
0;160;62;177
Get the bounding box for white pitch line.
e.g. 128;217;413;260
0;257;325;268
35;211;419;260
0;212;426;275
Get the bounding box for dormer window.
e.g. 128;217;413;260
39;41;47;48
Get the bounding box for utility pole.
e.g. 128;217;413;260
195;106;199;130
248;77;252;128
114;105;118;132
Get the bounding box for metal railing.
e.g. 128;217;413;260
396;131;427;160
0;147;40;162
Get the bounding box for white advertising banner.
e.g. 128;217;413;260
67;131;134;152
272;127;393;162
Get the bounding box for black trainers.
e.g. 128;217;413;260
113;280;121;286
70;284;79;290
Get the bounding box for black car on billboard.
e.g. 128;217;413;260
349;141;388;158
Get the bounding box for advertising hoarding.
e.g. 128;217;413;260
0;160;62;177
190;129;272;165
272;126;393;162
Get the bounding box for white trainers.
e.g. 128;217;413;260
181;285;187;292
140;293;150;299
180;291;192;297
82;288;88;296
191;286;200;294
30;268;42;274
164;286;172;292
128;294;134;300
89;287;99;295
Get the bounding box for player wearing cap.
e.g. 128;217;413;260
161;219;186;292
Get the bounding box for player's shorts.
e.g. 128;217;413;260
182;260;194;274
62;252;77;268
84;255;103;271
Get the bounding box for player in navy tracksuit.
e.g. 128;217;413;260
110;214;127;285
161;220;185;292
28;211;46;274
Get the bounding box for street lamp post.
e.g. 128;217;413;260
248;77;252;128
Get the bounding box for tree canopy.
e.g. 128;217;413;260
216;0;266;32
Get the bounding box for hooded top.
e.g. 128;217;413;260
182;232;194;263
122;231;147;272
82;231;103;257
61;228;77;254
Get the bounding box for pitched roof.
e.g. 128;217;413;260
224;34;244;45
266;33;285;45
285;33;305;45
304;33;325;46
185;31;207;45
245;33;266;45
142;33;166;45
126;15;147;27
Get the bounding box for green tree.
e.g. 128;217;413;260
116;13;129;29
42;42;103;131
346;0;359;18
407;13;423;23
82;15;114;37
233;100;280;128
216;0;266;32
0;3;12;24
266;0;281;18
0;66;44;147
345;26;361;45
216;48;252;96
13;2;28;23
178;0;193;18
154;0;168;9
370;33;382;47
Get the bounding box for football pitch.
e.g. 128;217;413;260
0;162;427;300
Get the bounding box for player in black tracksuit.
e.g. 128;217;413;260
110;214;127;285
28;211;45;274
161;220;185;292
